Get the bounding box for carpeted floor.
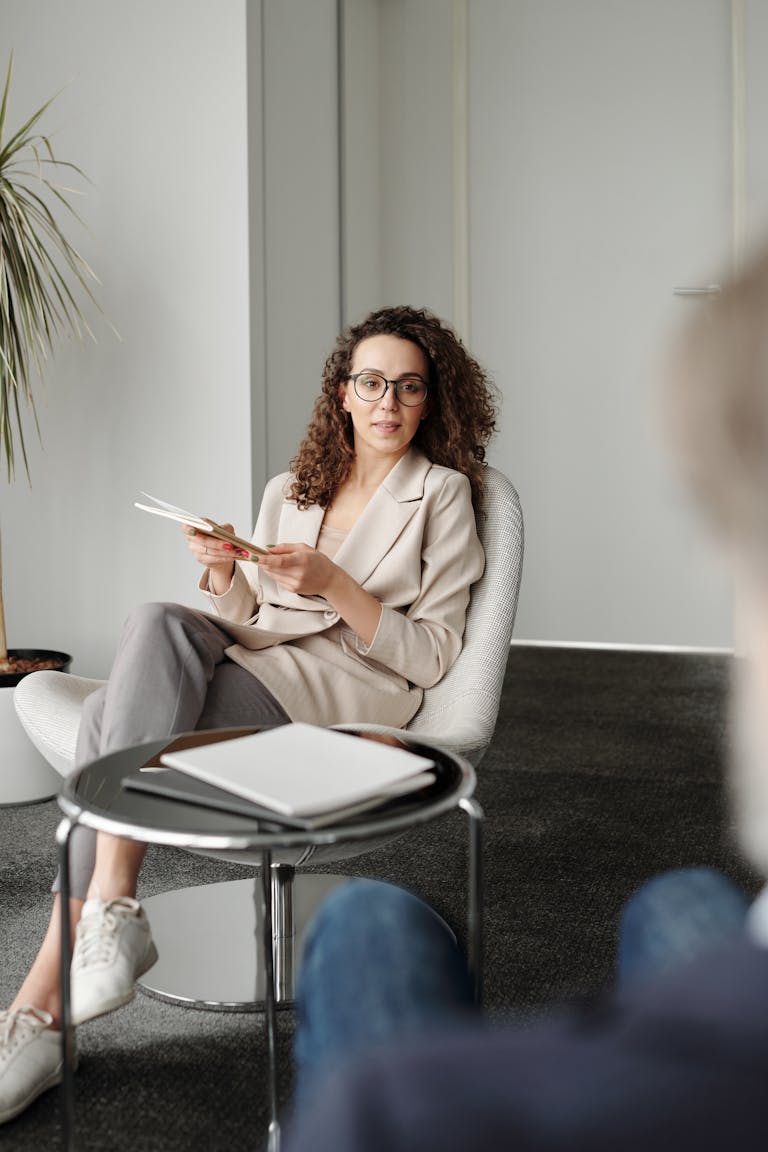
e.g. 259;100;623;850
0;645;760;1150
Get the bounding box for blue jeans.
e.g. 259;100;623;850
616;866;750;988
294;881;474;1109
294;868;750;1106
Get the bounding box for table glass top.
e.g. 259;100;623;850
58;726;474;850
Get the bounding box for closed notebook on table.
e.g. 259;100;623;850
122;764;436;830
147;723;435;825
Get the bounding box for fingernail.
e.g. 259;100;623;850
187;527;197;536
250;556;260;563
223;543;233;551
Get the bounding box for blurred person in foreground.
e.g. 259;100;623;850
284;248;768;1152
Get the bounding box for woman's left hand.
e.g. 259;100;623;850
261;542;382;645
258;543;337;597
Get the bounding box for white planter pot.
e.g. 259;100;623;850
0;686;61;805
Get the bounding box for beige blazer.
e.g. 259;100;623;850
199;448;485;729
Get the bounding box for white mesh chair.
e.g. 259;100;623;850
14;466;523;1006
351;466;523;765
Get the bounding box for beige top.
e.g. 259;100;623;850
316;523;348;561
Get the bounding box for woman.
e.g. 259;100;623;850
0;304;497;1123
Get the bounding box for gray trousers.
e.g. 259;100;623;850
55;602;290;899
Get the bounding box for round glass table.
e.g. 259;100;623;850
54;726;483;1152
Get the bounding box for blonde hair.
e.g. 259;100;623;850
671;247;768;875
669;249;768;579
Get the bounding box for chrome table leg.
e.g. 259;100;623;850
459;796;484;1005
56;817;77;1152
258;850;281;1152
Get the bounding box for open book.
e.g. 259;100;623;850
134;491;267;558
123;724;436;830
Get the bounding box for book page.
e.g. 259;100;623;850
134;492;267;556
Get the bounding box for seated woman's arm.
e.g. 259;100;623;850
357;472;484;688
197;470;484;688
258;546;383;646
259;471;483;687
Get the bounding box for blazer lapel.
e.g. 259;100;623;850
278;497;325;547
334;448;432;588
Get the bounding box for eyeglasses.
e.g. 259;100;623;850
349;372;428;407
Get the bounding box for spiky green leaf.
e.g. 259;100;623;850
0;54;101;483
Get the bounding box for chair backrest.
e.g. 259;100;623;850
405;466;523;765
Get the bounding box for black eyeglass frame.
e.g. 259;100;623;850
348;372;429;407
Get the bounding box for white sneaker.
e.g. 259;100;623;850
0;1006;64;1124
71;896;158;1025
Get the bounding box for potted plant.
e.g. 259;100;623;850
0;55;102;802
0;53;100;689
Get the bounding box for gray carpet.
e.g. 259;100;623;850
0;645;759;1150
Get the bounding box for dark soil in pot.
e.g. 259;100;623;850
0;648;72;688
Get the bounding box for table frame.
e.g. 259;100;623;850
54;732;483;1152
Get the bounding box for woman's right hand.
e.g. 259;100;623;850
184;522;246;590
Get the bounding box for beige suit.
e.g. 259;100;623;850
199;448;485;729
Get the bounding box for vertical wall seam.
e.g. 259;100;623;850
246;0;269;511
259;0;269;484
731;0;746;272
337;0;347;330
730;0;747;656
452;0;470;341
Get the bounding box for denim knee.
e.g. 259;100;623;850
299;878;469;1008
303;879;446;961
294;879;473;1109
622;867;749;934
617;867;750;988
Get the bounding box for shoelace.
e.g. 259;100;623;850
0;1007;50;1065
74;900;135;969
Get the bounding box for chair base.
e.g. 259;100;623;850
0;687;61;805
137;874;350;1010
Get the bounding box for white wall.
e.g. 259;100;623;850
2;1;251;677
468;0;735;647
340;0;760;649
259;0;341;482
1;0;345;678
341;0;456;326
745;0;768;248
5;0;762;667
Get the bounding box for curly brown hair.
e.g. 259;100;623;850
289;305;498;513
